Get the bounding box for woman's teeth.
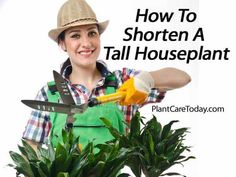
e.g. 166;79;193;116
80;50;92;55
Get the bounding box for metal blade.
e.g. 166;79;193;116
21;100;87;114
53;70;75;105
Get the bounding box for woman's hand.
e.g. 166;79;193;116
118;71;154;105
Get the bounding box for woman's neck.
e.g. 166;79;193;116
69;63;102;92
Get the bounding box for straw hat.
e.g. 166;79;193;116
48;0;109;42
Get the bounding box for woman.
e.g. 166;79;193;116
22;0;191;150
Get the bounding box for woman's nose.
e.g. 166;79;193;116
80;36;91;48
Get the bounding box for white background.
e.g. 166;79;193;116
0;0;235;176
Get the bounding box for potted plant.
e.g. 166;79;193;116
101;112;195;177
8;129;134;177
9;112;194;177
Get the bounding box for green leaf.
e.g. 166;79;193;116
38;168;48;177
166;128;188;147
88;161;105;177
62;128;68;144
57;172;70;177
147;131;155;156
30;162;41;177
37;146;52;168
141;116;162;144
38;161;50;177
17;145;28;159
100;117;112;126
50;143;69;175
129;111;141;139
102;147;140;177
55;142;67;159
160;172;186;176
71;136;80;153
21;139;38;161
161;120;179;140
176;156;196;163
140;116;146;126
126;156;142;177
47;141;56;162
100;117;122;139
7;163;15;168
9;151;34;177
145;166;162;176
117;173;130;177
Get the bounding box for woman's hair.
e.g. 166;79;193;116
60;58;71;75
58;31;65;44
58;30;71;75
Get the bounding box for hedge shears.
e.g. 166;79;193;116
21;71;126;128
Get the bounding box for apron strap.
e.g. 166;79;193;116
104;73;118;95
47;73;118;97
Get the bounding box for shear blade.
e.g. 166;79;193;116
53;70;76;105
21;100;87;114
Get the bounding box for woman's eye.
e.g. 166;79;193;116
89;31;98;37
71;34;80;39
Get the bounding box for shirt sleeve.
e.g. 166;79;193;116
113;67;141;87
22;85;52;144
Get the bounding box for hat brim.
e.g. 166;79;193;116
48;20;109;42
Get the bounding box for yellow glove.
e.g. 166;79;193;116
118;71;155;105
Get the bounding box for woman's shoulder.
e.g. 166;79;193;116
34;83;51;101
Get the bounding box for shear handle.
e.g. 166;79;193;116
88;92;126;107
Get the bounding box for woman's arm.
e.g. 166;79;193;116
118;67;191;105
150;67;191;92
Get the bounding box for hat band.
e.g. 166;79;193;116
62;18;98;27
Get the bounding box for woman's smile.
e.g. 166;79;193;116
78;48;95;58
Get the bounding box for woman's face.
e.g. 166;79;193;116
60;24;100;68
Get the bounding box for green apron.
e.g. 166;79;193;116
47;77;125;149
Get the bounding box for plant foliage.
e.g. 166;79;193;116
9;113;194;177
9;129;131;177
101;112;195;177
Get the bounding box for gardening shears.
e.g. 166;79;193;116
21;71;126;128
